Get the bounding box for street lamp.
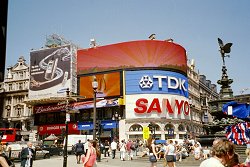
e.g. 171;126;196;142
49;89;84;167
92;76;98;140
112;111;121;140
63;88;70;167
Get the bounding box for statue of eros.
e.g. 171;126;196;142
217;38;233;66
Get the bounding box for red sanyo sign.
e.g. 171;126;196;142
134;97;190;115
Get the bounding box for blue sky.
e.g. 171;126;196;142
6;0;250;95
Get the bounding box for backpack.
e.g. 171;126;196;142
75;143;84;153
130;144;136;150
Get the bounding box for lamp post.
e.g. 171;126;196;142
92;76;98;140
63;88;70;167
112;111;121;140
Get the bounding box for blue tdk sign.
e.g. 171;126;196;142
125;70;188;98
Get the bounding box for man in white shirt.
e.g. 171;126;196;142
84;139;90;155
110;139;118;159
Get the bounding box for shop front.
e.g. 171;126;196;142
38;123;79;138
78;120;119;142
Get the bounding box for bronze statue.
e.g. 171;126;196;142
218;38;233;66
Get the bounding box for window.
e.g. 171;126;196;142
6;111;10;117
178;124;185;131
19;83;23;90
129;124;143;131
17;108;21;117
16;96;23;103
7;97;11;104
8;84;12;91
19;72;23;79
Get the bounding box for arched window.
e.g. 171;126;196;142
129;124;143;131
178;124;185;131
164;123;174;131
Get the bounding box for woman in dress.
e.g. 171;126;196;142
82;140;97;167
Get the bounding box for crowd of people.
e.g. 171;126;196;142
79;137;250;167
145;137;250;167
0;137;250;167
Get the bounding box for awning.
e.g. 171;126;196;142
78;120;117;130
78;122;93;130
73;98;118;110
102;120;117;129
34;98;119;114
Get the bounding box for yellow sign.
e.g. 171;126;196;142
143;126;150;139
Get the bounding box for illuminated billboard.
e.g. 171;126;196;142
29;45;76;99
125;70;188;98
125;94;190;120
79;71;122;99
77;40;187;75
125;70;190;120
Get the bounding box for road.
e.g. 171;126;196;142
13;153;201;167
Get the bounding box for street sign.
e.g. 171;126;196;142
167;128;174;137
143;126;150;139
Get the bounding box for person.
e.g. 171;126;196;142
147;137;159;167
126;140;134;160
119;140;127;161
82;140;97;167
104;140;110;157
20;142;35;167
84;139;90;156
199;140;235;167
202;146;210;160
244;148;250;166
0;145;10;167
75;140;85;164
227;153;246;167
110;139;118;159
194;143;202;160
164;139;175;167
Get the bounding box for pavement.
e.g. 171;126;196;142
13;152;202;167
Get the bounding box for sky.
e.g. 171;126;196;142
6;0;250;95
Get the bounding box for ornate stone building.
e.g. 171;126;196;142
187;59;219;137
0;56;35;139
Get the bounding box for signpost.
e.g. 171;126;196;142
143;126;150;140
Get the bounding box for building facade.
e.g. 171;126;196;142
77;40;218;141
1;38;220;143
0;56;36;140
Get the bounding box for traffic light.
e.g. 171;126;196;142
95;122;99;131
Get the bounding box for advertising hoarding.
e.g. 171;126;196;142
38;123;78;135
125;94;190;120
125;70;190;120
29;45;76;99
125;70;188;98
79;71;122;99
77;40;187;75
34;98;119;114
